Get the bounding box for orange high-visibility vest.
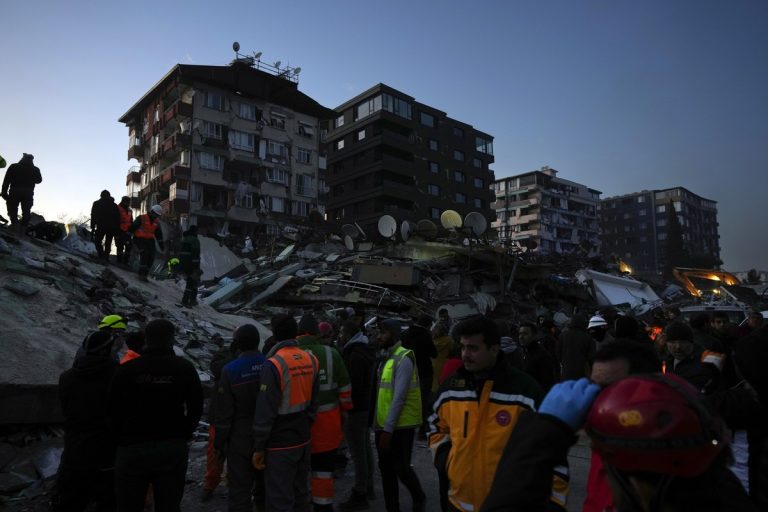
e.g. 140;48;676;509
118;205;133;232
269;346;318;415
134;214;158;239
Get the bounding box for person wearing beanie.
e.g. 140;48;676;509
52;330;120;511
296;314;352;511
109;319;203;511
664;321;719;394
613;315;643;343
1;152;42;230
373;318;426;511
90;190;121;263
116;196;133;265
318;322;334;345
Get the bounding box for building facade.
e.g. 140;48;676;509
324;84;495;232
600;187;720;276
119;61;334;238
492;167;601;255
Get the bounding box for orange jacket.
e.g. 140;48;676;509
132;214;159;240
118;204;133;232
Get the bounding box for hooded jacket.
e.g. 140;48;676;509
59;355;119;469
90;195;121;232
1;155;42;197
341;331;376;413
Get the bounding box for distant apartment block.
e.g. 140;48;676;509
119;60;334;237
492;167;601;254
324;84;495;231
600;187;720;275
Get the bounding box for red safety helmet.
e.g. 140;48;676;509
585;374;723;477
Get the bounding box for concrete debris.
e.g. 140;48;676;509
3;280;41;297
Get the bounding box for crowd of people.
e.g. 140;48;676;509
50;299;768;512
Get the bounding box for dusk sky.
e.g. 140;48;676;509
1;1;766;270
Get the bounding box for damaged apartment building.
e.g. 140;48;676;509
492;167;602;255
119;58;335;240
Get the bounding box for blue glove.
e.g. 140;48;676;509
538;378;600;430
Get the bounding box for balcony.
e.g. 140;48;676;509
161;133;192;158
125;168;142;186
296;187;316;198
163;101;193;125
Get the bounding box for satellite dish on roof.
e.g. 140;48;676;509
378;215;397;238
400;220;416;242
232;41;240;52
342;224;359;239
464;212;488;237
354;222;367;240
344;235;354;251
440;210;463;230
416;219;438;239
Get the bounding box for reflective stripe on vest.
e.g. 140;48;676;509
118;205;133;232
270;346;318;415
134;214;158;239
376;345;422;429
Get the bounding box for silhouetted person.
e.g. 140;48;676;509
1;153;42;229
91;190;120;262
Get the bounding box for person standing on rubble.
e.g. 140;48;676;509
373;319;427;512
109;319;203;512
518;321;559;392
297;314;353;512
52;330;121;512
116;196;133;266
129;205;165;282
252;314;319;512
1;153;42;231
401;314;437;439
557;314;595;381
179;224;201;307
214;324;267;511
90;190;121;263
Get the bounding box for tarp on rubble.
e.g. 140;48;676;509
199;236;243;280
576;269;659;313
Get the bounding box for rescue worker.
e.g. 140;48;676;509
52;331;121;512
373;319;426;512
297;314;353;512
120;331;145;364
128;205;165;282
401;314;437;439
664;321;720;394
90;190;120;263
214;324;266;512
116;196;133;265
179;225;201;307
1;153;42;230
252;314;319;512
74;314;128;363
518;321;559;392
429;316;564;512
108;319;203;512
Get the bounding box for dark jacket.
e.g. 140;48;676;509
214;350;266;453
207;342;237;423
557;321;595;381
1;156;42;197
59;355;119;469
665;349;720;395
179;232;201;274
520;341;559;393
341;331;376;413
108;346;203;445
91;196;121;232
401;324;437;383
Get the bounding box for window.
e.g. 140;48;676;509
639;209;647;216
473;198;484;209
637;196;646;204
202;121;223;139
657;233;667;241
334;115;345;128
428;139;439;151
198;152;224;171
453;150;464;162
657;219;667;227
473;158;482;168
453;127;464;137
473;177;484;188
420;111;435;127
382;94;412;119
270;111;286;130
454;170;465;183
623;212;631;219
639;222;647;230
237;102;257;120
270;197;285;213
427;184;440;196
475;136;493;155
267;168;289;185
190;183;202;202
355;96;382;120
430;207;440;219
297;148;312;165
336;139;345;151
357;129;366;141
455;192;467;204
228;130;254;151
429;161;439;174
298;122;314;137
292;200;311;217
656;204;666;213
296;174;315;196
673;201;682;212
235;193;254;209
204;91;225;110
267;141;289;158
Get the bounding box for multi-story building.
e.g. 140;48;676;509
324;84;495;232
118;60;334;238
492;167;601;254
600;187;720;276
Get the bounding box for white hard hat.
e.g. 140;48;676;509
588;315;608;330
150;205;163;216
